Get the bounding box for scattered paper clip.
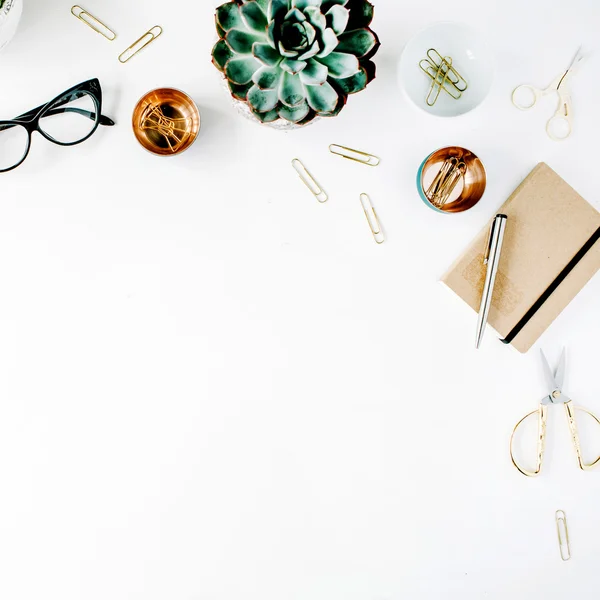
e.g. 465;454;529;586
118;25;163;63
556;510;571;561
71;5;116;41
329;144;380;167
360;193;384;244
292;158;328;203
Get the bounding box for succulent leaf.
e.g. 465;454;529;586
213;0;379;125
299;58;328;84
228;80;254;101
216;3;244;31
285;8;307;22
292;0;322;9
242;0;269;11
315;28;338;57
266;20;277;48
281;58;308;74
227;29;264;54
212;39;234;72
248;85;280;112
346;0;374;29
253;65;283;89
336;66;368;93
336;28;378;57
303;7;327;32
306;81;339;113
321;0;349;8
325;5;349;35
269;0;291;21
240;3;269;32
251;107;280;123
279;71;306;107
278;101;311;122
316;51;359;78
253;43;282;66
226;56;261;84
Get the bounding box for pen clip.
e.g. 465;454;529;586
483;219;497;265
483;214;508;264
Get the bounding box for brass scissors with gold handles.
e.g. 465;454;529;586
510;348;600;477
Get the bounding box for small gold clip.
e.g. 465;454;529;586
71;5;116;41
118;25;163;63
329;144;380;167
360;193;384;244
292;158;328;203
556;510;571;561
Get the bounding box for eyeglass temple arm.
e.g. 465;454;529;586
0;105;115;132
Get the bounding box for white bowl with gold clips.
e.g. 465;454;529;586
398;21;494;117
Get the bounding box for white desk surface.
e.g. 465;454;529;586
1;1;600;598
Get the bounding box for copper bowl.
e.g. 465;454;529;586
132;88;200;156
417;146;487;213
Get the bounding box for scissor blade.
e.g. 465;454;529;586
555;347;566;389
540;349;558;391
566;46;587;75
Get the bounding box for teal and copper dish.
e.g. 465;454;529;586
417;146;486;213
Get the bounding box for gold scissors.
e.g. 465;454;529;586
510;348;600;477
511;47;586;141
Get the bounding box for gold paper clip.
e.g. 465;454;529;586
118;25;163;63
71;5;116;41
292;158;328;203
556;510;571;561
329;144;380;167
360;193;384;244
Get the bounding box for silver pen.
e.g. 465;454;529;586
475;214;508;349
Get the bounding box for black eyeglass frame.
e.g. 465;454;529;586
0;78;115;173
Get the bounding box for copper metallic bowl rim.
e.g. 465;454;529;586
132;87;201;157
419;145;487;213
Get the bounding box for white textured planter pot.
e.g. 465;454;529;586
0;0;23;52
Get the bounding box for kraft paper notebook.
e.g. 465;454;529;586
441;162;600;353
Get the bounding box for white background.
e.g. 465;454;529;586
1;1;600;599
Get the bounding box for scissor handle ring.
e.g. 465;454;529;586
512;84;539;110
566;405;600;470
510;405;547;477
546;113;572;141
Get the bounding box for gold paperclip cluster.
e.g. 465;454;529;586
419;48;468;106
141;104;191;153
425;156;466;208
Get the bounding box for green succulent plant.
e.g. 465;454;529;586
0;1;6;10
212;0;380;126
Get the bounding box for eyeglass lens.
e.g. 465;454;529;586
39;90;98;144
0;123;29;171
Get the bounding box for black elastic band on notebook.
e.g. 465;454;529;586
501;226;600;345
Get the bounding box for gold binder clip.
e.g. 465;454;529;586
292;158;328;203
329;144;380;167
556;510;571;561
360;193;384;244
71;5;116;41
118;25;163;63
